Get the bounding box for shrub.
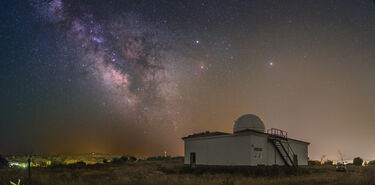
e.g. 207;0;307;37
308;160;321;166
353;157;363;166
120;156;128;162
129;156;137;162
74;161;86;166
147;156;172;161
171;156;184;161
66;161;86;168
368;160;375;165
0;155;9;168
111;158;123;164
324;160;333;165
111;156;129;164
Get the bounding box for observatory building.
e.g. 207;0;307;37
182;114;309;167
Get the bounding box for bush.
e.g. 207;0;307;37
0;155;9;168
147;156;172;161
111;158;123;164
120;156;128;162
177;165;309;177
308;160;321;166
324;160;333;165
368;160;375;165
74;161;86;166
66;161;86;168
171;156;184;161
111;156;130;164
353;157;363;166
129;156;137;162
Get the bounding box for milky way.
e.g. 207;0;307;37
30;0;181;125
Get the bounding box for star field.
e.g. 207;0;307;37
1;0;375;160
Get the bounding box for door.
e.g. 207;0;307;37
293;154;298;166
190;152;196;168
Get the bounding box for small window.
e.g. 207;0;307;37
254;147;263;151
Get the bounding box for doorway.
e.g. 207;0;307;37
190;152;196;168
293;154;298;166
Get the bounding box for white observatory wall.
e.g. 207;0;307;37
184;135;253;166
265;139;308;166
266;141;286;165
288;140;309;165
248;134;268;166
184;133;309;166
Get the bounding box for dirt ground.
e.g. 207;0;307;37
1;160;375;185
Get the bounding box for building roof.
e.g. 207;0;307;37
181;131;230;140
182;129;310;144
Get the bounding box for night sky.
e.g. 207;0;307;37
1;0;375;161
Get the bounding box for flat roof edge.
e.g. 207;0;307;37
182;130;310;144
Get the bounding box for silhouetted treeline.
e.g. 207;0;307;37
146;156;184;161
0;155;9;168
111;156;137;164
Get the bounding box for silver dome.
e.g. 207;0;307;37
233;114;265;133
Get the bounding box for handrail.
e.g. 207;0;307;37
285;142;295;159
268;128;297;166
271;140;290;166
277;140;294;166
267;128;288;139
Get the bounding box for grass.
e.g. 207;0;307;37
1;160;375;185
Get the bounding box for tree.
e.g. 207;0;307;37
353;157;363;166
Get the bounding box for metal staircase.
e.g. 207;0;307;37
267;128;297;167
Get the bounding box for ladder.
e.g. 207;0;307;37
267;128;297;166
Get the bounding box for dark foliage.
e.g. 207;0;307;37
158;165;310;177
147;156;183;161
368;160;375;165
111;158;124;164
111;156;132;164
0;155;9;168
120;156;129;162
308;160;321;166
353;157;363;166
66;161;87;168
324;160;333;165
129;156;137;162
